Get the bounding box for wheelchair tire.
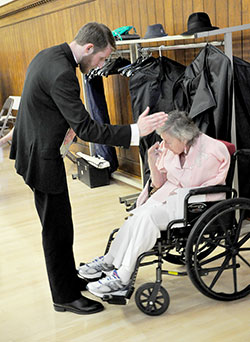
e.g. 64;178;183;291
135;282;170;316
185;198;250;301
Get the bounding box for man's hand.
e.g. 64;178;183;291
64;128;76;145
137;107;168;137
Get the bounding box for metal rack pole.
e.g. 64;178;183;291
224;31;239;192
81;73;96;156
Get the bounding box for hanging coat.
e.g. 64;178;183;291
84;75;119;174
129;56;186;184
173;44;233;141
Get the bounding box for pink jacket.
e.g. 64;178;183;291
136;133;231;207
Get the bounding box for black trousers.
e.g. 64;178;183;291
34;187;82;304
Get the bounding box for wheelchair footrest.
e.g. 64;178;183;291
102;286;135;305
102;295;128;305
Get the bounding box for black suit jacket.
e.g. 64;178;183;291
10;43;131;193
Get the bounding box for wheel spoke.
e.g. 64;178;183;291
237;252;250;267
141;292;149;300
199;250;228;266
155;295;164;301
200;236;227;250
197;238;215;251
209;255;231;290
155;299;163;306
233;209;245;244
237;233;250;248
232;255;238;293
196;239;212;253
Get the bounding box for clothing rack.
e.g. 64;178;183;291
115;24;250;147
139;41;224;54
114;41;224;56
82;23;250;190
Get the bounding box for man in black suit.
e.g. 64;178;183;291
10;22;167;315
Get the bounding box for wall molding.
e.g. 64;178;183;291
0;0;56;19
0;0;96;27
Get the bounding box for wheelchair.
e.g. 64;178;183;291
89;147;250;316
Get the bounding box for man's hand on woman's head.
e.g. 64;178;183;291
137;106;168;137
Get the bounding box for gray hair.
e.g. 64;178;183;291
74;22;116;52
156;110;200;146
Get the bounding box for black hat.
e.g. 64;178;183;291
144;24;168;39
181;12;219;36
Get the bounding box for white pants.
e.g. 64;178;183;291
104;200;172;282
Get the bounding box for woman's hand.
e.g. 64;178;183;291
148;141;163;166
148;141;165;189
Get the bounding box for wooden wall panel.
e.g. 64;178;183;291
163;0;175;60
173;0;186;64
1;0;250;178
216;0;229;50
229;0;243;57
203;0;217;41
130;0;141;36
242;0;250;60
182;0;194;63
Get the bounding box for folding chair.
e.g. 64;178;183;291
0;96;20;139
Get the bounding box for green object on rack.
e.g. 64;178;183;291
112;26;136;40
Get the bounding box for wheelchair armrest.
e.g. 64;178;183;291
184;185;237;212
187;185;232;196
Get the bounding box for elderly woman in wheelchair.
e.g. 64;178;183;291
78;110;250;315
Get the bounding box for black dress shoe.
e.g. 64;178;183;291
54;296;104;315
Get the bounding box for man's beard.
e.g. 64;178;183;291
78;54;93;74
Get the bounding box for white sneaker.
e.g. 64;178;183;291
87;270;128;297
78;256;114;280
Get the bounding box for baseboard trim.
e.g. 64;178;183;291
111;171;142;190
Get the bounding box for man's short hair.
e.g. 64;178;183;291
74;22;116;52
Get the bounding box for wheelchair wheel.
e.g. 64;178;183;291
185;198;250;301
135;282;170;316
